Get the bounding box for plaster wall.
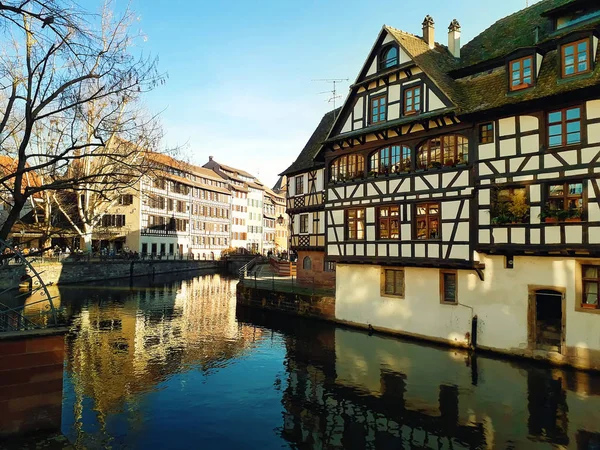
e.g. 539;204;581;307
336;255;600;368
336;264;472;346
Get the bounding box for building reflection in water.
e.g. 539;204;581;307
237;308;600;450
5;274;600;449
57;274;264;447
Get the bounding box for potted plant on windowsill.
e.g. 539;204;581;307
368;170;378;178
565;208;583;222
428;161;442;170
540;208;559;223
444;158;455;167
491;214;513;225
507;190;529;224
539;207;582;223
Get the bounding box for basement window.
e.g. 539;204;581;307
582;266;600;309
440;270;458;304
381;268;405;297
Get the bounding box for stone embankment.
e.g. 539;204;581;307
0;259;220;288
236;262;335;321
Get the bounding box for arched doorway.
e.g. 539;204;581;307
530;289;564;353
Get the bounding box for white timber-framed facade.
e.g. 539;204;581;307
204;157;279;254
95;153;232;260
281;110;339;288
289;0;600;370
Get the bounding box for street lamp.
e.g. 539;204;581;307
277;215;284;225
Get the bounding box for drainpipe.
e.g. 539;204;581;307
458;302;476;349
471;315;478;349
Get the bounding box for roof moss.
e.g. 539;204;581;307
459;0;574;68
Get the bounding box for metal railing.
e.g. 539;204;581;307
240;273;334;297
238;256;262;280
12;252;219;264
0;242;62;333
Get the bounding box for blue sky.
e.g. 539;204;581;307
108;0;540;188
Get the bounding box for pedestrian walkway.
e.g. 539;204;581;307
252;263;291;280
240;262;334;296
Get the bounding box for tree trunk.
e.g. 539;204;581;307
82;224;93;253
0;196;25;241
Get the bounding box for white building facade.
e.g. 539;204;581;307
301;2;600;370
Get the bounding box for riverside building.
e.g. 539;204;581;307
285;0;600;370
281;110;339;288
204;157;287;254
96;153;231;259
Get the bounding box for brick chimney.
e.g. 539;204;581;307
422;15;435;49
448;19;461;58
209;156;213;161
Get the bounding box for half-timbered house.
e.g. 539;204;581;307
323;17;476;345
316;0;600;370
457;0;600;367
280;109;339;288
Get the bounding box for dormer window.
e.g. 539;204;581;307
556;7;600;30
510;56;534;91
379;46;399;70
562;39;591;78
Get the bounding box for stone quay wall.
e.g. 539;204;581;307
0;260;220;288
236;284;335;321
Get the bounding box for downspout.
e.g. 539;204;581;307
457;302;477;350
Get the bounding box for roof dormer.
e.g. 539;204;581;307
505;48;544;93
541;0;600;32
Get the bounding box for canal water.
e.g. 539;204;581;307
3;272;600;449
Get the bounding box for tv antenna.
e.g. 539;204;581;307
313;78;349;120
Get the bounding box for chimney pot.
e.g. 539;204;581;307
209;156;213;161
448;19;461;58
422;15;435;50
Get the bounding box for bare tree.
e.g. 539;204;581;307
0;0;164;245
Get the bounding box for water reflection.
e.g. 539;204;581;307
237;309;600;450
58;274;267;448
3;273;600;449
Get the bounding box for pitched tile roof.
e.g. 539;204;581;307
0;156;42;193
384;26;460;104
272;175;286;193
365;1;599;120
458;0;575;69
457;44;600;115
218;162;256;179
147;152;224;182
280;108;340;177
